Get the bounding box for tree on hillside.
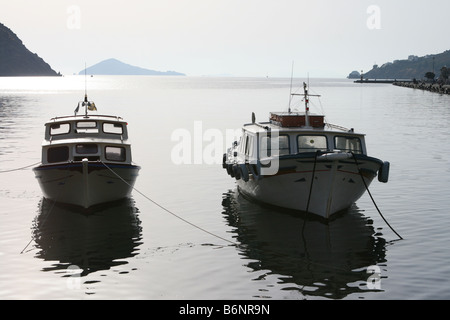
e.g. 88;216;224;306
425;72;435;81
440;66;449;80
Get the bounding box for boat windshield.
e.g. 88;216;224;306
47;146;69;163
297;135;328;153
50;123;70;135
334;136;362;154
105;146;126;161
260;134;290;156
103;122;124;135
76;121;99;134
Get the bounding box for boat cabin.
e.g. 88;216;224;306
40;115;133;165
236;112;366;160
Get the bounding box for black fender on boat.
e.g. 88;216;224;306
222;153;227;169
226;163;235;177
248;163;260;180
239;164;249;182
232;164;241;180
378;161;390;183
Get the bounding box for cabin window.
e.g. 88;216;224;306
238;136;243;153
50;123;70;136
239;133;253;157
244;136;250;155
103;122;123;135
297;135;328;153
260;136;271;157
76;144;98;154
279;135;290;156
334;136;362;154
105;146;126;162
77;121;96;128
76;121;98;133
244;135;254;156
47;146;69;163
260;134;290;156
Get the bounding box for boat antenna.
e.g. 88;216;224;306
288;61;294;113
290;81;320;127
77;63;97;117
84;62;88;100
84;63;88;117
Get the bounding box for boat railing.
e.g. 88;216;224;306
49;114;124;122
325;123;353;132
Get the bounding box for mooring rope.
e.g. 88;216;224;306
102;161;366;282
100;161;238;247
0;161;40;174
20;198;59;254
20;172;71;254
305;151;319;215
351;152;403;240
18;159;391;287
302;151;319;233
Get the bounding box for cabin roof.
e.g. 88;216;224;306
242;122;365;136
45;114;126;125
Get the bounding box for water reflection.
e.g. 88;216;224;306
0;96;37;158
0;96;24;138
222;189;387;299
32;198;143;276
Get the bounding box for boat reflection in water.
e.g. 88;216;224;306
222;189;388;299
32;197;142;277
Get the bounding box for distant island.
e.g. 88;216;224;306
0;22;59;76
79;58;185;76
347;70;361;79
349;50;450;81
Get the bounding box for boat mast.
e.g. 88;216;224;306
303;82;309;126
291;82;320;127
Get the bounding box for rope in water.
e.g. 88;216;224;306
102;161;370;278
100;161;238;247
16;159;394;290
302;151;319;233
0;160;65;254
351;152;403;240
0;161;40;174
20;173;71;254
20;198;59;254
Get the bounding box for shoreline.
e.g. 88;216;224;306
353;79;413;84
392;81;450;95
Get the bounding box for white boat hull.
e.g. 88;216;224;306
33;161;140;209
234;154;383;219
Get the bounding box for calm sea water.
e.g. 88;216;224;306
1;76;450;300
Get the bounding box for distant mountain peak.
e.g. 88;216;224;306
0;22;59;76
79;59;185;76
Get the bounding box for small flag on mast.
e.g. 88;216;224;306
88;102;97;111
74;103;80;115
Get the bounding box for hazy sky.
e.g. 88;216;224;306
1;0;449;77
